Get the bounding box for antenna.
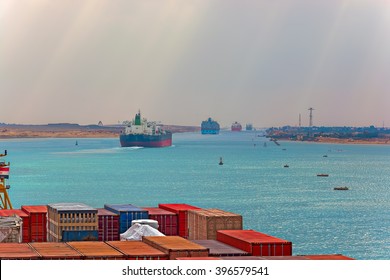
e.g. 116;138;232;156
308;108;315;127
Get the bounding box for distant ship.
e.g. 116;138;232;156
246;123;253;131
201;118;220;134
231;122;242;132
120;111;172;147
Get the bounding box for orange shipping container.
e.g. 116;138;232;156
67;241;124;260
106;241;168;260
29;242;82;260
0;243;40;260
143;236;209;260
188;209;242;240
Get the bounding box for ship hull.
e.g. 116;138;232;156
201;130;219;135
120;133;172;147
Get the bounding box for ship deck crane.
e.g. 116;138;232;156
0;150;12;209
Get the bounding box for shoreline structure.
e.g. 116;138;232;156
1;124;389;145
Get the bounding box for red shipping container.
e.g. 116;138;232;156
158;204;201;238
0;209;30;243
217;230;292;257
303;254;354;260
21;205;47;242
97;208;119;241
142;207;178;236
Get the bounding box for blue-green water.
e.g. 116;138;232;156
1;132;389;260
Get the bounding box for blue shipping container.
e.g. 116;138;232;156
104;204;148;233
62;230;99;242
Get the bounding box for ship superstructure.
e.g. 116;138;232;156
119;111;172;147
201;118;220;134
231;122;242;132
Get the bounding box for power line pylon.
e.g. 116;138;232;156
308;108;315;127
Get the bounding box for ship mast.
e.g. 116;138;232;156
0;150;13;209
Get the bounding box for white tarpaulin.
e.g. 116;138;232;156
120;223;165;241
0;215;22;243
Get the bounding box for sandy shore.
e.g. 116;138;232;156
301;137;390;145
0;128;119;138
0;124;199;139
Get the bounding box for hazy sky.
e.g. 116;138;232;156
1;0;389;127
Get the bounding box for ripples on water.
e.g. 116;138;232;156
1;132;389;259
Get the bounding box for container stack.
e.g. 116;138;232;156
217;230;293;256
143;236;209;260
97;208;119;241
47;203;98;242
67;241;125;260
21;205;47;242
0;209;30;242
107;241;168;260
142;207;178;236
158;204;201;238
188;209;242;240
104;204;148;234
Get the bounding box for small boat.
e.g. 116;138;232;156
219;157;223;165
334;186;349;191
284;164;289;168
317;174;329;177
323;155;328;157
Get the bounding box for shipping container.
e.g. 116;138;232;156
62;230;99;242
188;209;242;240
302;254;354;260
191;240;249;257
104;204;148;234
0;243;40;260
261;256;308;260
67;241;125;259
29;242;82;260
0;209;30;242
175;257;222;260
220;256;266;260
142;207;178;236
217;230;292;256
106;241;168;260
97;208;119;241
143;236;209;260
158;204;201;238
47;203;98;242
21;205;47;242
